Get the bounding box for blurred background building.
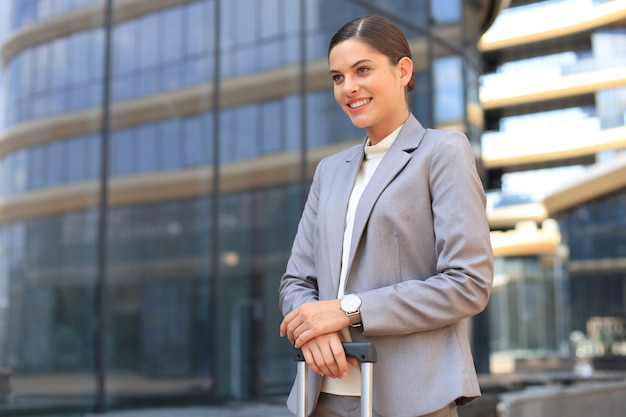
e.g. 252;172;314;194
0;0;624;415
482;0;626;373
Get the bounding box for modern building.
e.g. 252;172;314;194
481;0;626;372
0;0;505;414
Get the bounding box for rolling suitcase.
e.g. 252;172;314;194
294;342;378;417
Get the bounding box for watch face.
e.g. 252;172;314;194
341;294;361;313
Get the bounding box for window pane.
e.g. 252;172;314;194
136;125;158;173
219;109;234;162
12;150;28;194
162;8;183;63
20;50;34;99
236;0;256;45
260;100;281;154
69;83;90;110
67;136;87;182
112;74;135;102
260;0;280;39
91;28;104;80
86;134;100;180
182;115;207;167
29;146;47;189
183;55;212;85
434;56;464;122
50;38;68;88
8;54;21;101
0;159;5;196
285;95;301;151
159;119;182;171
186;1;211;56
431;0;461;23
111;130;134;176
113;21;137;75
33;44;50;93
161;62;182;91
234;105;258;160
138;13;160;70
69;31;90;83
47;141;67;187
137;69;159;97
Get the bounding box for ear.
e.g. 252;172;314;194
397;56;413;87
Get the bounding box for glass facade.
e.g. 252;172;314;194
0;0;497;413
10;0;99;30
489;255;566;366
559;190;626;333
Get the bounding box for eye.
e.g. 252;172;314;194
331;74;344;83
357;66;370;74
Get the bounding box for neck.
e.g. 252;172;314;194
367;111;409;145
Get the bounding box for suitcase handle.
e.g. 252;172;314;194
293;342;377;417
294;341;377;363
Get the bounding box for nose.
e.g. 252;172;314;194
343;76;358;95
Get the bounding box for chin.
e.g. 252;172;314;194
348;115;371;129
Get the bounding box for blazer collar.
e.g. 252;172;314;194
344;113;427;163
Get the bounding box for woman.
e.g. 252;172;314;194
279;15;493;417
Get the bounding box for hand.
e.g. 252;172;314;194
299;332;357;378
280;299;350;348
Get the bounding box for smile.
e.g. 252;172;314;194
348;98;371;109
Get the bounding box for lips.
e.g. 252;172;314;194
348;98;371;109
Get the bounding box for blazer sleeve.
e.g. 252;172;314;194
278;158;325;316
358;130;494;336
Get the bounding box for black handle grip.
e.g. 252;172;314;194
294;341;377;363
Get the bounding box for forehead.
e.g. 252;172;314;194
328;39;386;68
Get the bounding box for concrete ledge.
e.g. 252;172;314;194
497;381;626;417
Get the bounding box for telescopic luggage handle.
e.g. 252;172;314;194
293;342;377;417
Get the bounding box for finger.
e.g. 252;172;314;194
279;320;292;343
302;345;323;376
347;357;359;368
294;328;309;349
280;309;297;337
288;321;303;345
294;325;318;349
303;339;339;377
286;315;304;345
312;341;338;378
329;339;348;377
313;335;347;378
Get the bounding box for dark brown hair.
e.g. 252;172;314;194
328;16;415;94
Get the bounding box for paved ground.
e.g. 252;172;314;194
84;401;292;417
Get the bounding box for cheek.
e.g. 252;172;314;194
368;78;385;95
333;86;343;106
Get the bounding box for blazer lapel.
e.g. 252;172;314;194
345;115;426;281
325;145;364;292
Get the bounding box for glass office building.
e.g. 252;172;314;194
0;0;504;413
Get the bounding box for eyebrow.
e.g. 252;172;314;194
329;58;373;74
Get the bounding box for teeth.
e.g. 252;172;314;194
349;99;369;108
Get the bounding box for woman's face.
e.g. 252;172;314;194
329;39;412;144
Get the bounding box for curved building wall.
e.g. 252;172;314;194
0;0;501;412
481;0;626;194
480;0;626;372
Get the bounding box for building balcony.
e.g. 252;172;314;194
479;0;626;52
481;117;626;168
480;58;626;110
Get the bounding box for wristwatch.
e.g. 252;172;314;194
340;293;362;328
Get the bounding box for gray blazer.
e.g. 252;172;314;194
279;114;494;417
